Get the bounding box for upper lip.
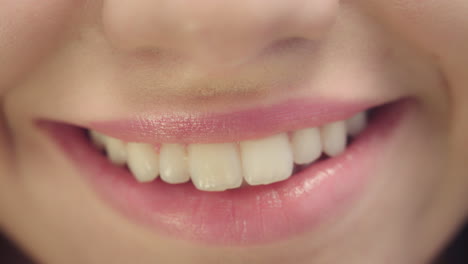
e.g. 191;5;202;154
89;97;379;144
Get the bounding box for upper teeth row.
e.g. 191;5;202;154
89;112;366;191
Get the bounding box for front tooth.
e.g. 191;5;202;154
291;128;322;164
321;121;346;157
188;143;243;191
127;143;159;182
240;133;293;185
160;144;190;184
346;112;367;136
105;136;127;165
89;130;106;149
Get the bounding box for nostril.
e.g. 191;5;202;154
101;0;339;68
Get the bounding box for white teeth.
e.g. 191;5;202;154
89;131;106;149
104;136;127;165
321;121;347;157
240;133;293;185
291;128;322;165
90;111;368;191
160;144;190;184
346;112;367;137
188;143;243;191
127;143;159;182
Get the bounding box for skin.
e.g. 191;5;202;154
0;0;467;263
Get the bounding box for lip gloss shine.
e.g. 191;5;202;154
42;99;410;245
90;99;376;144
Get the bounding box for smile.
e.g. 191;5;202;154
41;98;411;245
88;111;366;191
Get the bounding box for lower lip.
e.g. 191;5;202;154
41;101;410;245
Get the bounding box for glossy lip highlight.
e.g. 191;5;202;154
89;98;379;144
40;100;411;245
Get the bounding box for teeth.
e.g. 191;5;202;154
346;112;367;137
291;128;322;165
188;143;243;191
89;131;106;149
240;133;293;185
127;143;159;182
104;136;127;165
160;144;190;184
321;121;347;157
90;111;368;191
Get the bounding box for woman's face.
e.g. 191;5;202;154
0;1;467;263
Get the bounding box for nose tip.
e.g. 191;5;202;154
102;0;339;68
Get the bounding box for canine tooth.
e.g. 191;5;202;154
240;133;293;185
346;112;367;136
160;144;190;184
321;121;346;157
127;143;159;182
188;143;243;191
89;130;106;149
105;136;127;165
291;128;322;164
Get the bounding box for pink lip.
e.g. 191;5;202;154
90;99;377;143
41;100;411;245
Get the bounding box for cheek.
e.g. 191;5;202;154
372;0;468;57
0;0;82;92
373;0;468;119
381;1;468;183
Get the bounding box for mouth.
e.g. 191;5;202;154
40;98;411;245
89;110;367;190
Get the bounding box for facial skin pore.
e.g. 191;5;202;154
0;1;467;263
